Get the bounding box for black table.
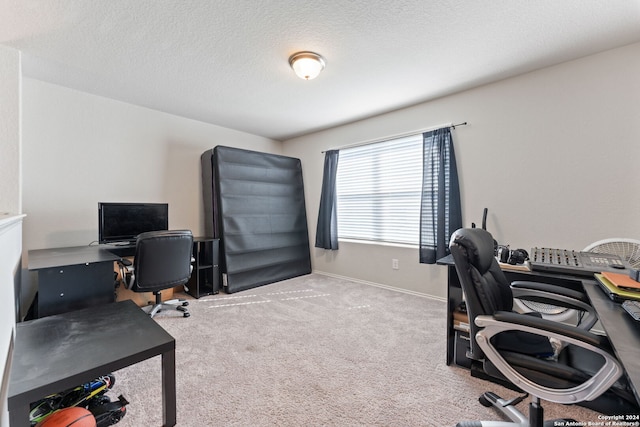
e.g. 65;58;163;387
8;300;176;427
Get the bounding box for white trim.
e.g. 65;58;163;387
313;270;446;302
0;214;25;235
338;238;417;250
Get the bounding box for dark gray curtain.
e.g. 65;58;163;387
315;150;340;249
419;128;462;264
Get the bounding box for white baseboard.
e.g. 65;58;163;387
312;270;446;303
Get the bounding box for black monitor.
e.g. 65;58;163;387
98;202;169;244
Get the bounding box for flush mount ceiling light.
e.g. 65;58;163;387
288;51;326;80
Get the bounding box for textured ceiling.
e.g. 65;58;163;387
2;1;640;141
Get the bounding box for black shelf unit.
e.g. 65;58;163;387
186;237;220;298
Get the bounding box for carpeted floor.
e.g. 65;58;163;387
108;273;602;426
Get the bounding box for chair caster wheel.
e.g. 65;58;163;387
183;312;190;318
479;395;492;408
182;301;189;307
177;306;187;312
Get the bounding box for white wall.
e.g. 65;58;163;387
0;46;21;215
0;45;21;427
19;42;640;301
21;79;282;252
283;42;640;299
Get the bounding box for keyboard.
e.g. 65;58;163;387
106;245;136;257
622;300;640;321
529;247;628;277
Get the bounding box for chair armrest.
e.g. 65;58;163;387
474;312;622;404
511;281;588;303
510;281;597;330
492;311;607;348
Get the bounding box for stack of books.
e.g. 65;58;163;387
594;271;640;302
453;310;470;332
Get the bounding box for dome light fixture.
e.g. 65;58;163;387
288;51;326;80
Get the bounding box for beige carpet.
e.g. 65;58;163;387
109;273;601;426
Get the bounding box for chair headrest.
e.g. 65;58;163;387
450;228;496;273
136;229;193;242
132;229;194;291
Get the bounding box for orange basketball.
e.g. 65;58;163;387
36;407;97;427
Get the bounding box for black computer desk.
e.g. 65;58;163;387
27;245;126;318
27;239;219;319
438;254;640;406
8;300;176;427
582;280;640;404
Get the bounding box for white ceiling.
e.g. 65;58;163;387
2;1;640;141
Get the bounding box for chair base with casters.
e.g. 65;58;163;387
143;290;190;318
456;392;575;427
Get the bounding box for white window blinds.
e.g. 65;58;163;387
336;134;422;245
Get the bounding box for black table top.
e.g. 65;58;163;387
28;245;121;270
8;300;175;406
437;254;587;286
436;254;455;265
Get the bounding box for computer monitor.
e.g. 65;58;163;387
98;202;169;244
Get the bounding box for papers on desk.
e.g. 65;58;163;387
601;271;640;291
453;311;470;332
594;273;640;302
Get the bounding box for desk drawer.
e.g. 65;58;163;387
37;262;115;317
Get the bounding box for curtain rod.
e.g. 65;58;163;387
321;122;467;153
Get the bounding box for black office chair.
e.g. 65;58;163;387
118;230;193;318
449;228;638;427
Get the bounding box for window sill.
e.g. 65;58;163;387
338;238;418;250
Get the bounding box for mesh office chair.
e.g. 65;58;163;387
449;228;638;427
118;230;193;318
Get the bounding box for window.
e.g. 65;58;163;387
336;134;422;245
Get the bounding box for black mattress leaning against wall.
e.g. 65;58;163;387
201;146;312;293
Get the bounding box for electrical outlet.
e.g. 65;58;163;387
392;259;399;270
